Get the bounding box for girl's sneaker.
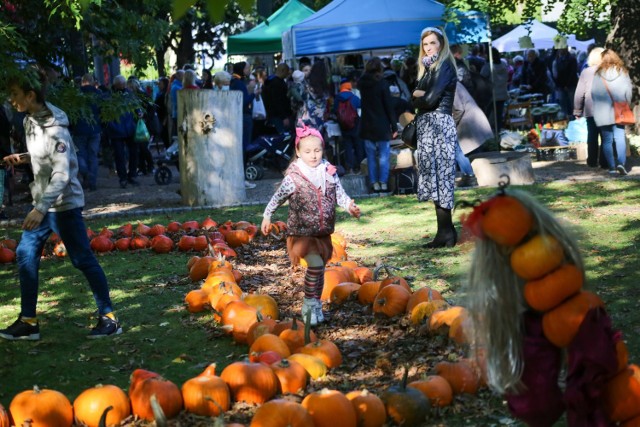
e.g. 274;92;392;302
0;316;40;341
314;299;325;323
87;314;123;339
301;298;318;326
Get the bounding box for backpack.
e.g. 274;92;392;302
393;167;418;195
337;98;358;131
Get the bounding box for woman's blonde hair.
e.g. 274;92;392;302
586;47;604;68
417;27;456;77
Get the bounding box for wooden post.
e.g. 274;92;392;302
177;90;246;206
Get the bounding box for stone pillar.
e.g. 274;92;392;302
177;90;246;206
470;151;535;187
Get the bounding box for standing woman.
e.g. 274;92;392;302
296;61;331;132
590;48;633;175
412;27;459;248
359;57;398;192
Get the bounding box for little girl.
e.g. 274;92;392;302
261;124;361;325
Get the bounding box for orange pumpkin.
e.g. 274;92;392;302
523;263;583;312
278;318;317;353
434;361;480;395
357;281;382;305
353;266;373;284
225;230;251;248
246;316;278;346
220;361;279;404
0;247;16;263
181;364;231;417
90;235;115;253
201;217;217;230
542;291;605;347
0;238;18;251
330;282;361;305
409;300;449;325
372;284;411;318
221;300;259;343
408;375;453;407
321;267;352;301
448;314;471;344
185;289;211;313
148;224;166;237
150;234;174;254
622;415;640;427
182;220;200;233
616;340;630;374
429;306;469;335
193;235;209;252
178;235;196;252
302;389;357;427
510;234;565;280
135;221;151;235
129;234;150;250
379;276;411;293
250;399;314;427
249;333;291;359
10;386;74;427
480;195;533;246
129;375;183;421
406;286;445;313
210;289;243;316
243;293;280;320
166;221;182;232
299;339;342;369
345;389;386;427
604;364;640;422
115;238;131;251
189;256;216;282
270;359;309;395
380;369;430;427
73;384;131;427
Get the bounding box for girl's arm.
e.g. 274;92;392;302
261;175;295;234
335;177;361;218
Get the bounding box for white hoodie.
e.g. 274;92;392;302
24;102;84;213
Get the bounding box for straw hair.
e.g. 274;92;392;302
466;189;585;393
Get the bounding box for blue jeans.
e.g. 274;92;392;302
111;137;139;181
455;143;474;175
599;124;626;170
16;208;113;318
74;133;101;188
364;139;390;184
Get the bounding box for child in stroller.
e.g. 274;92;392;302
154;140;179;185
244;131;293;181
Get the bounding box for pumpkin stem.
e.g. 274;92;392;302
150;394;168;427
401;366;409;390
97;406;113;427
291;316;299;331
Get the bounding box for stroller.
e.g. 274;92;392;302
154;141;179;185
244;131;294;180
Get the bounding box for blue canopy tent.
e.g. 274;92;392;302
227;0;315;55
282;0;489;58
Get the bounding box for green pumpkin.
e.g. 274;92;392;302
381;368;430;426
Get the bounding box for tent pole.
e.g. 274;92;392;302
485;13;499;139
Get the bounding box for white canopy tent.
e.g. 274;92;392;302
492;19;595;53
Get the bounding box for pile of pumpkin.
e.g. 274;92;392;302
0;237;17;264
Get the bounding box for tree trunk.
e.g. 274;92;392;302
177;90;246;206
608;0;640;101
176;20;195;69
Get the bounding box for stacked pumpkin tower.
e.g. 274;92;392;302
462;188;640;426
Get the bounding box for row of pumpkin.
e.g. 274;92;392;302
0;218;288;263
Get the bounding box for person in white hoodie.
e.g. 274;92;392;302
590;49;633;175
0;67;121;341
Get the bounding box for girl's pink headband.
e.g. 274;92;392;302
295;124;324;147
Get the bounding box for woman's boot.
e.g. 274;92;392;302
424;205;457;248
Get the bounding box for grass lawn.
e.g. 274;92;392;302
1;179;639;425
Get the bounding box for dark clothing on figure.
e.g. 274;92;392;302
523;58;549;96
262;75;292;121
413;61;457;116
358;73;397;142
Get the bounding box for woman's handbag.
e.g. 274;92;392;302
134;119;151;143
401;120;417;147
602;79;635;126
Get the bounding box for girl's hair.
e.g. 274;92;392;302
586;47;604;67
364;57;384;79
466;189;585;394
295;123;324;148
417;27;457;76
597;48;628;74
307;61;330;96
8;66;48;104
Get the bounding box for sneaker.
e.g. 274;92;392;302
301;298;318;326
457;174;478;188
87;315;123;339
244;180;257;189
380;182;388;192
372;182;381;192
0;316;40;341
608;170;618;175
617;165;628;176
313;299;325;324
119;179;128;189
